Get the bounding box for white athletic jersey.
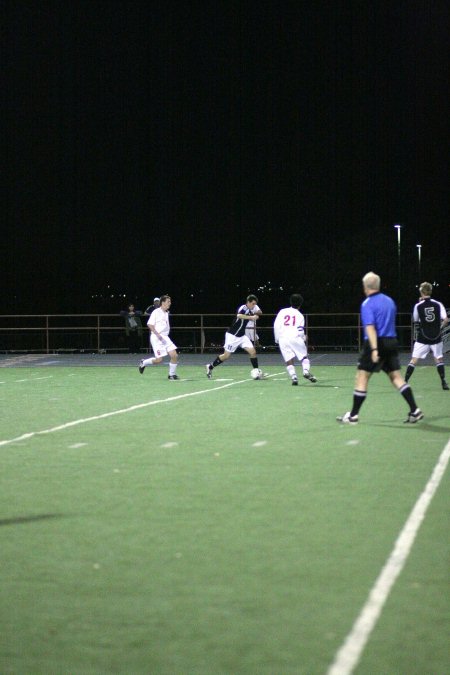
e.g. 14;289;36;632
274;307;305;343
245;304;262;337
147;307;170;336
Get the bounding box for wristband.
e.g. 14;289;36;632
371;348;378;351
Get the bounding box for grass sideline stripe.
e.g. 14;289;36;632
0;372;284;447
327;437;450;675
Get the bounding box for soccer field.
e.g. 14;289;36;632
1;355;449;674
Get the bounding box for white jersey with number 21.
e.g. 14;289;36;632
274;307;305;343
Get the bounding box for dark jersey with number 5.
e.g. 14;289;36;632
413;298;447;344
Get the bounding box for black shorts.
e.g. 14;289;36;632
357;338;401;374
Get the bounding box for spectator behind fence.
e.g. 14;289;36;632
145;297;161;316
120;303;143;354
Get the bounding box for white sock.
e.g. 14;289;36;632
287;365;296;378
302;358;311;374
169;363;177;376
142;357;156;366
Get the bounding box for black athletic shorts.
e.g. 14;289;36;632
357;337;401;373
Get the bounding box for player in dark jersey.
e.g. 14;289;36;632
337;272;423;424
205;295;267;379
405;282;449;390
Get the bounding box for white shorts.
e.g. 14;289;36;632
245;328;259;341
278;337;308;363
412;341;443;360
223;332;254;353
150;334;177;358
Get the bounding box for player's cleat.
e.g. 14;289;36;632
138;360;145;374
168;374;180;380
205;364;213;379
292;377;298;386
303;372;317;383
403;408;424;424
442;380;449;390
336;412;359;424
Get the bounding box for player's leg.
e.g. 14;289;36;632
206;334;233;377
337;369;370;423
301;356;317;382
167;347;179;380
278;340;297;384
285;358;298;385
139;355;162;373
388;370;423;421
405;342;426;381
139;335;166;373
432;344;448;389
241;336;268;377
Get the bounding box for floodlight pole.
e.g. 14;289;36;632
416;244;422;278
394;224;402;302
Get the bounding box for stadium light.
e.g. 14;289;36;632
416;244;422;277
394;224;402;298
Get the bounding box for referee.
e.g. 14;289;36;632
337;271;423;424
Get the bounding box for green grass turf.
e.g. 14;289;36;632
0;364;449;674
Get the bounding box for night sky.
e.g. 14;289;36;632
4;0;450;315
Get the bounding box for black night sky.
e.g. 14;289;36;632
4;1;450;315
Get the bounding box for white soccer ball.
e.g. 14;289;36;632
250;368;263;380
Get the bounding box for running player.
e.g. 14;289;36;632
138;295;180;380
205;295;267;378
273;294;317;385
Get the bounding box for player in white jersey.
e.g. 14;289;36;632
273;293;317;385
245;303;262;346
138;295;180;379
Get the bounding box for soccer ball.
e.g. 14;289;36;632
250;368;263;380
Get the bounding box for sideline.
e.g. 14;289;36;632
0;373;284;447
327;437;450;675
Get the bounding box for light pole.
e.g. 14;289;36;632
416;244;422;279
394;224;402;299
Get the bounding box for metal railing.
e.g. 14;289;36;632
0;313;416;354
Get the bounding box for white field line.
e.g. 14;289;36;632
327;437;450;675
0;373;284;447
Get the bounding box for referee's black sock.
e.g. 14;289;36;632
350;390;366;417
404;363;415;382
399;383;418;413
437;363;446;383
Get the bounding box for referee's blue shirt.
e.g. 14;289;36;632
360;292;397;339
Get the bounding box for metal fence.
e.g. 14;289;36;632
0;313;416;354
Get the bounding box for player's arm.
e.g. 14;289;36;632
440;304;449;328
365;324;379;362
273;313;281;343
237;313;257;321
149;323;165;343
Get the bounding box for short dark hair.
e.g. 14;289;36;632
160;294;171;303
290;293;303;308
246;294;258;303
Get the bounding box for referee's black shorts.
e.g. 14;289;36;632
358;338;401;373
